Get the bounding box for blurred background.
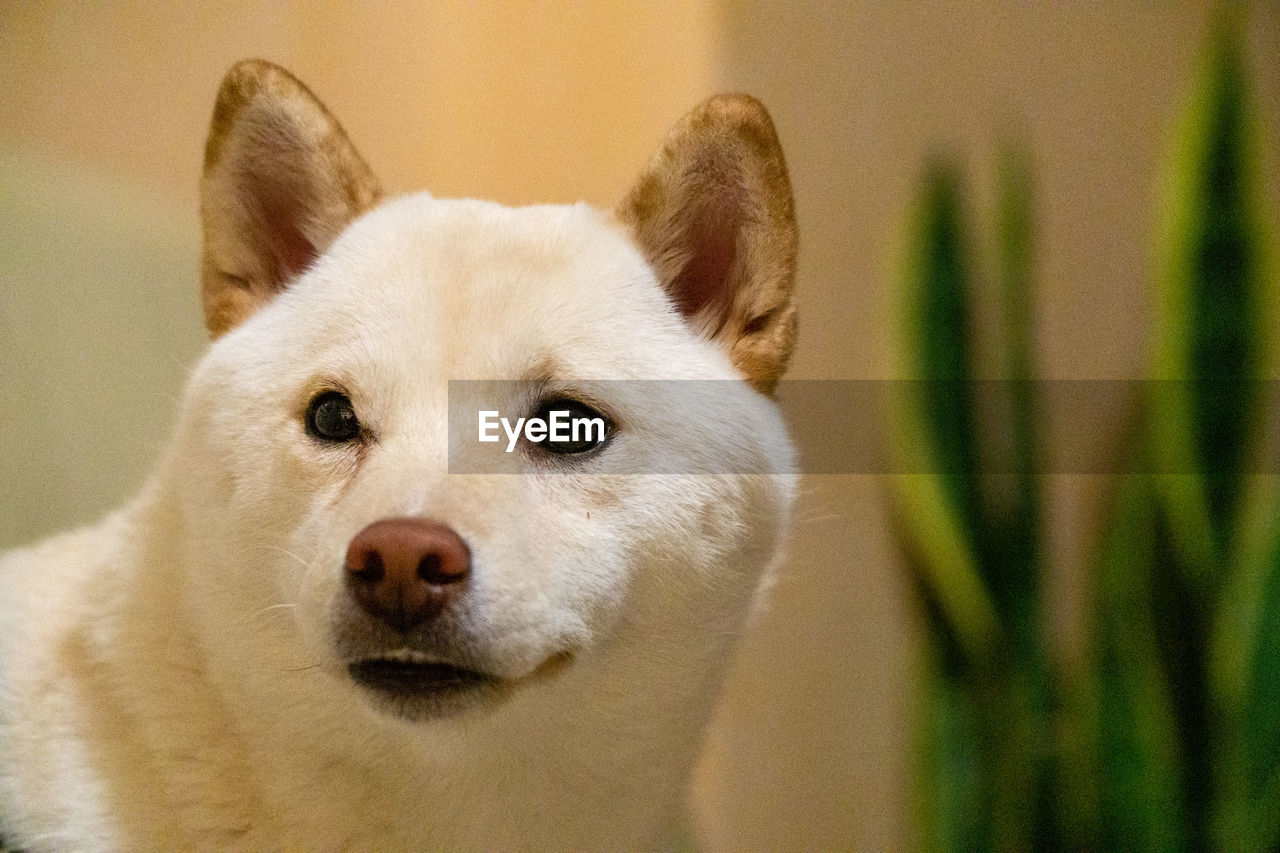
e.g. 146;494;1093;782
1;2;1278;848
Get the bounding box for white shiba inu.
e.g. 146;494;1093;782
0;60;797;849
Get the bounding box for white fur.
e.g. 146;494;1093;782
0;194;794;849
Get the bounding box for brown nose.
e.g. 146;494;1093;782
344;518;471;633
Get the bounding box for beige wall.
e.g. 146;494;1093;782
2;2;1278;849
0;1;719;208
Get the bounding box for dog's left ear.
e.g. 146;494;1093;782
200;60;382;337
617;95;797;393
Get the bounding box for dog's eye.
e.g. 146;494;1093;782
531;397;613;455
306;391;361;443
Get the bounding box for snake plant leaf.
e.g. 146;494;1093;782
1092;472;1187;849
915;657;989;850
1234;529;1280;844
1150;10;1274;580
1211;476;1280;846
996;143;1036;392
1053;667;1104;847
891;159;998;666
982;142;1043;654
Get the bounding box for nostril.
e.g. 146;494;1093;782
417;548;468;585
417;553;442;583
351;550;384;583
343;545;381;584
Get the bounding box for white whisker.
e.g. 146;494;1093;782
258;544;312;569
254;603;299;617
792;511;844;526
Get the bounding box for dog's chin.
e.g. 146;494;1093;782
347;650;570;722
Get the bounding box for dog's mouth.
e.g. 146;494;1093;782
346;649;570;721
349;658;494;693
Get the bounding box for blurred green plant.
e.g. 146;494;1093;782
889;9;1277;849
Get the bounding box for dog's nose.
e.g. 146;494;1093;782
344;518;471;633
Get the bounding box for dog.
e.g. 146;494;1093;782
0;59;797;849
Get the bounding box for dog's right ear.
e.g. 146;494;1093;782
200;60;381;337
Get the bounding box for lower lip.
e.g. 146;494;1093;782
350;659;489;689
350;655;499;701
347;652;574;721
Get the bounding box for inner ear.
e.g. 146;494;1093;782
252;163;324;284
668;188;744;333
617;94;797;392
200;60;381;337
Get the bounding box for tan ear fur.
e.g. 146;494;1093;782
200;60;382;337
617;94;797;393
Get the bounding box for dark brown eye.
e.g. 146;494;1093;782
530;397;612;455
306;391;361;443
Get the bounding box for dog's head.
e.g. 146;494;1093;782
170;61;797;726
